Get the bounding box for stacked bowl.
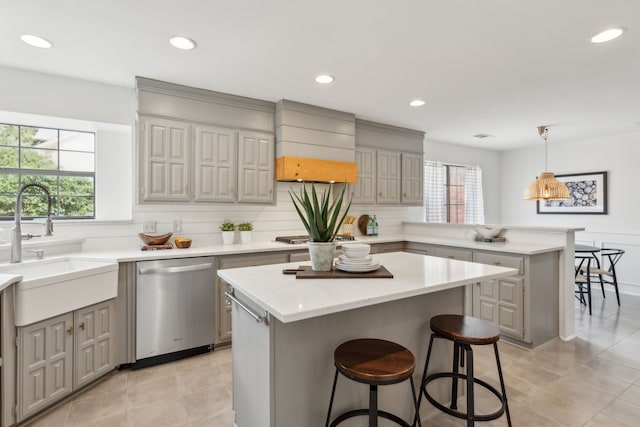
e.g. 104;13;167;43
335;244;381;273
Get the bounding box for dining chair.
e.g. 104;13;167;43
575;255;594;315
586;248;625;306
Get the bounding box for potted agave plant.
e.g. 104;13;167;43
289;183;352;271
238;221;254;244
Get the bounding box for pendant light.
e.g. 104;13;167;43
523;126;570;200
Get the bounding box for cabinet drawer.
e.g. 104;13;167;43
219;252;289;269
435;247;473;261
474;252;524;275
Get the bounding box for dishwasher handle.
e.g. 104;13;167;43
138;262;213;275
225;290;269;324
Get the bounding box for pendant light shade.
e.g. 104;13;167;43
523;126;570;201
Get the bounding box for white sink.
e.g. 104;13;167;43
0;257;118;326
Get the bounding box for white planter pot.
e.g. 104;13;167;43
307;242;336;272
240;231;252;244
222;231;235;245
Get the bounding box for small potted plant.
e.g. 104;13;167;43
238;221;254;244
289;183;351;271
220;220;236;244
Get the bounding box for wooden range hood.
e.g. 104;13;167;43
276;156;358;183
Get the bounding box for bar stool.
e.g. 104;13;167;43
413;315;511;427
325;338;421;427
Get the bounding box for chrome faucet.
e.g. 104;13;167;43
11;183;54;263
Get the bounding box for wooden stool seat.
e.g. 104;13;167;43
334;338;415;385
430;314;500;345
326;338;421;427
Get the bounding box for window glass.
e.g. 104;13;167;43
0;147;19;167
59;151;94;172
0;124;19;146
20;148;58;170
60;130;94;152
445;165;466;224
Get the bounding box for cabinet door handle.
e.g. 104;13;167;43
79;322;85;330
67;327;73;335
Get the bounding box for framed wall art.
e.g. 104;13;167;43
537;171;608;214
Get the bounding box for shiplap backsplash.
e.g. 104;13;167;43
3;182;415;253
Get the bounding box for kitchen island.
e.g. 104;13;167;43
218;251;517;427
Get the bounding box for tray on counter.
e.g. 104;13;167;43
283;265;393;279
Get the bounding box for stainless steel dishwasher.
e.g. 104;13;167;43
135;256;215;368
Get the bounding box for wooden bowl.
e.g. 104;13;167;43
174;238;192;249
138;232;172;246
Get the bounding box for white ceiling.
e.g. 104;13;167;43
2;0;639;150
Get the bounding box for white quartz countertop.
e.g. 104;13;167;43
54;234;562;264
218;251;518;323
403;236;564;255
0;273;22;292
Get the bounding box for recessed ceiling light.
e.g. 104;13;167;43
409;99;425;107
590;28;625;43
315;74;334;84
20;34;53;49
169;35;197;50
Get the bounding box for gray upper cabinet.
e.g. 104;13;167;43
354;119;425;206
401;152;423;205
352;147;376;204
136;78;276;205
194;125;237;202
376;150;401;204
238;131;275;203
140;117;191;202
139;116;275;205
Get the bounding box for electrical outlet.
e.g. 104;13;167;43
173;219;182;233
142;220;156;233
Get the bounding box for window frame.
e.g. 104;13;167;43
0;122;96;220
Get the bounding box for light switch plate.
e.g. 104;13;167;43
173;219;182;233
142;220;156;233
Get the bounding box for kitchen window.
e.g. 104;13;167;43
0;123;96;219
424;161;485;224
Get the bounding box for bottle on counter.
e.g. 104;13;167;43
372;214;378;236
366;216;374;236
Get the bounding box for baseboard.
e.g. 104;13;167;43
620;283;640;296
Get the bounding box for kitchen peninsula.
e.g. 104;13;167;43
218;251;517;427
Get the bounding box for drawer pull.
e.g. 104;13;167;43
447;256;454;259
494;262;502;266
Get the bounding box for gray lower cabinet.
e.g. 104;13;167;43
475;276;525;339
402;242;558;346
18;299;115;421
214;252;289;346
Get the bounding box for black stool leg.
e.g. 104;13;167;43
451;342;460;410
464;345;474;427
325;369;339;427
493;343;512;427
369;384;378;427
413;333;435;427
409;376;422;427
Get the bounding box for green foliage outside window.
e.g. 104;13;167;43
0;124;95;218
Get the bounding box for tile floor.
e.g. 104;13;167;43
26;290;640;426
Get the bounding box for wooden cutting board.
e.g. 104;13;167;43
285;265;394;279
